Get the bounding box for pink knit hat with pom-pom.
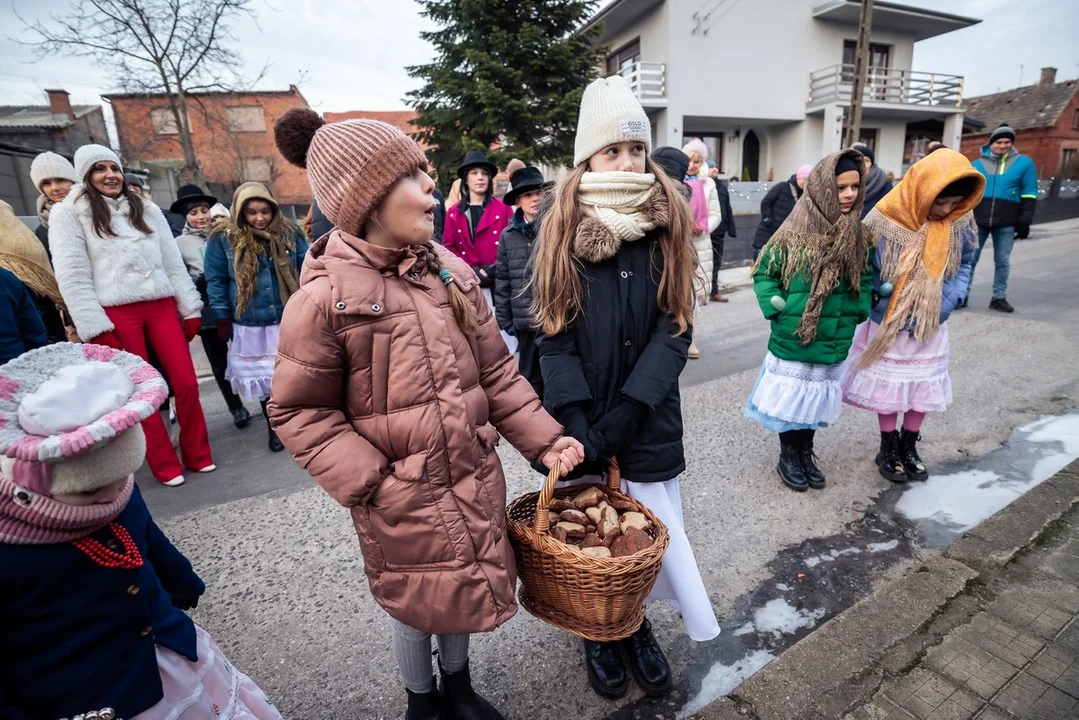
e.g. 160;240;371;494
274;109;428;236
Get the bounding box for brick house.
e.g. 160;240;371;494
106;86;313;212
961;68;1079;179
324;110;424;144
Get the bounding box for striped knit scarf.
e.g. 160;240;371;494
0;474;133;544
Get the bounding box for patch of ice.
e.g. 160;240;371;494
733;622;756;636
804;547;861;567
1024;414;1079;456
895;468;1014;532
868;539;899;553
676;650;775;720
753;598;826;636
775;582;791;591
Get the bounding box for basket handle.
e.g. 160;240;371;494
533;458;621;550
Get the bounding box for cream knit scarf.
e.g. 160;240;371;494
578;171;658;243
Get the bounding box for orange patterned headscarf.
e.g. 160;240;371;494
858;149;984;366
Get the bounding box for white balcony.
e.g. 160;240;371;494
808;64;964;109
616;61;668;108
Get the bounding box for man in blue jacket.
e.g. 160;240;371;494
967;124;1038;313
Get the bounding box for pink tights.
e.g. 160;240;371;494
878;411;927;433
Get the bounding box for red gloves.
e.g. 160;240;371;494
217;319;234;341
183;318;201;342
90;331;122;349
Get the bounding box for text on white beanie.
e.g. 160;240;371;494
73;144;123;181
574;75;652;167
29;152;78;191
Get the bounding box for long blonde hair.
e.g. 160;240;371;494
446;178;463;207
530;159;698;336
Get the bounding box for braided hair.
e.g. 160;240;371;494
424;241;477;334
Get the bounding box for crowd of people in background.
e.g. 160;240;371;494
0;61;1041;718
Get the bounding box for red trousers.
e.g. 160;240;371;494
104;298;213;481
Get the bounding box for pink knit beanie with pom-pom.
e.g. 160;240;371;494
274;109;428;236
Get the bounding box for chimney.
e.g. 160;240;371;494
45;89;75;121
1039;67;1057;86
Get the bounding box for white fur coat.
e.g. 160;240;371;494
48;184;202;341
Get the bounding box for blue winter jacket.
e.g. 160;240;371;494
868;227;976;327
204;226;309;326
0;484;205;720
972;145;1038;229
0;267;48;365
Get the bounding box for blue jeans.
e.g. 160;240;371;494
972;225;1015;300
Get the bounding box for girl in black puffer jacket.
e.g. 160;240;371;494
494;166;551;396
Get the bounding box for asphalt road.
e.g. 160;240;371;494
143;219;1079;719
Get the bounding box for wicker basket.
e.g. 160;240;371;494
506;460;669;641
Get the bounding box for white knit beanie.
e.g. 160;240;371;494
573;75;652;167
29;152;78;191
73;144;122;181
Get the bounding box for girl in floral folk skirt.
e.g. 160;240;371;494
744;149;874;492
841;149;983;482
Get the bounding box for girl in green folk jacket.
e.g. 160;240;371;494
744;149;874;493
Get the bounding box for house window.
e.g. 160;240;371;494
239;157;272;182
606;38;641;76
843;40;891;70
842;41;892;99
1073;109;1079;130
227;106;266;133
1062;148;1077;174
151;108;179;135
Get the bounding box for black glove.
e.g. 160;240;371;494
172;596;199;611
1014;223;1030;240
594;397;649;459
558;403;602;462
501;325;516;337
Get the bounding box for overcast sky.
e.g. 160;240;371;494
0;0;1076;118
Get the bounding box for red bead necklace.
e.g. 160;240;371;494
71;523;144;570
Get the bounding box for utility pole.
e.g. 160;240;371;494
843;0;875;148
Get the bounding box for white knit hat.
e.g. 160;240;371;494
573;75;652;167
29;152;78;191
73;143;123;180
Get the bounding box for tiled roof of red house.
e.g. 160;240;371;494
963;80;1079;135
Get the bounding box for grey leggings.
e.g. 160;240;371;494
391;618;470;694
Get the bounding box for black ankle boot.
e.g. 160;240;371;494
583;639;629;699
439;661;505;720
876;431;908;483
899;429;929;481
778;433;809;492
261;400;285;452
405;682;443;720
621;619;672;697
797;430;826;489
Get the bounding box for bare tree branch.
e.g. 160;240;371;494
18;0;259;185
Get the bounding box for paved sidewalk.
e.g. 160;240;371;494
847;511;1079;720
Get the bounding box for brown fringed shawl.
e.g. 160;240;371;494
753;148;870;345
209;182;300;316
857;148;985;367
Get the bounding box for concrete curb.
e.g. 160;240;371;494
692;458;1079;720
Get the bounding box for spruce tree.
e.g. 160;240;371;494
407;0;605;190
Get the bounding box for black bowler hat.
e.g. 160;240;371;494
503;167;553;206
456;150;499;181
170;184;218;215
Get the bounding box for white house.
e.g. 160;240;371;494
583;0;980;180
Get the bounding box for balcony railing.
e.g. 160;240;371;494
617;61;667;105
808;64;964;107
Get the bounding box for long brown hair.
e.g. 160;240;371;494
81;166;152;238
424;241;477;333
530;158;698;336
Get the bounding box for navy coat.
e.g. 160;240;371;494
0;484;205;720
0;267;48;365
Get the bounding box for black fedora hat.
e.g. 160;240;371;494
457;150;499;181
503;167;553;206
170;184;218;215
